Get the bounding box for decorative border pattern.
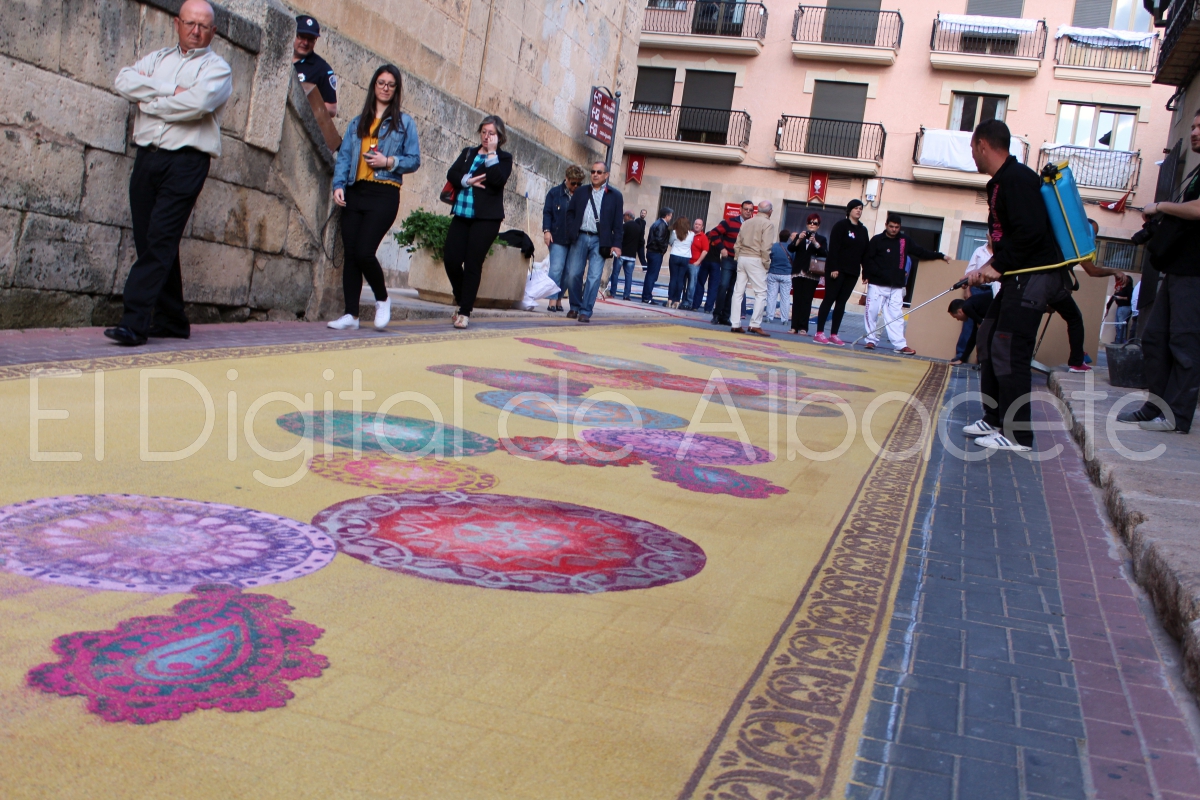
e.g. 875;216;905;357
0;322;672;381
678;361;948;800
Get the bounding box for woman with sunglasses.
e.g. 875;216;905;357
444;115;513;329
330;64;421;331
787;213;827;335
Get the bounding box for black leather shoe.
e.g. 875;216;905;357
147;327;190;339
103;326;147;346
578;314;591;324
566;310;578;319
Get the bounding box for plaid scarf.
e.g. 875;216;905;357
452;152;488;218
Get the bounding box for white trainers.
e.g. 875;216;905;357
976;433;1032;452
327;314;359;330
373;301;391;330
962;420;998;437
453;314;469;329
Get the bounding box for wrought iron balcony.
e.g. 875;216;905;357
929;16;1047;75
1054;35;1159;73
792;5;903;48
625;104;752;162
773;115;885;175
1156;0;1200;85
641;1;768;54
911;127;1028;188
1038;144;1142;199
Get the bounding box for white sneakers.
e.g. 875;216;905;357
327;314;359;330
962;420;998;437
974;433;1032;452
453;314;469;329
374;301;391;330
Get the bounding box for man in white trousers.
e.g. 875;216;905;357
861;213;948;354
730;200;776;337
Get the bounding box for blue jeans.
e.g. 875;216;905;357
547;242;569;300
682;262;700;308
1115;304;1132;344
667;254;690;303
610;256;635;299
694;260;720;311
642;251;664;303
567;233;604;316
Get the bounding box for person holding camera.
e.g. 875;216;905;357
1117;110;1200;434
444;115;513;330
328;65;421;332
787;213;827;335
564;161;624;323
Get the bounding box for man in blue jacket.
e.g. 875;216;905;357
541;165;585;312
565;161;624;323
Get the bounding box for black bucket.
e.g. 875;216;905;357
1105;341;1146;389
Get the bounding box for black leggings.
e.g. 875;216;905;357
443;216;502;316
791;276;819;333
340;181;399;316
816;268;860;335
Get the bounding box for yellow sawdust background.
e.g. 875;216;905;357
0;324;931;799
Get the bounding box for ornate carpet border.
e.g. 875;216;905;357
0;322;672;382
679;360;950;800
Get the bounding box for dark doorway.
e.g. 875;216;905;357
659;187;713;231
895;214;943;304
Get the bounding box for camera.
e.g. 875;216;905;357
1130;216;1158;246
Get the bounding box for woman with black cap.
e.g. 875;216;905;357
814;199;869;346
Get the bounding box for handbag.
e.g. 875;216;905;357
439;181;456;206
806;257;825;278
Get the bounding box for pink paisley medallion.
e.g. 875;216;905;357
649;462;788;498
581;429;773;465
307;454;499;492
427;364;593;396
500;436;646;466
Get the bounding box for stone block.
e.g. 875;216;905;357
0;128;85;217
81;149;135;227
112;227;137;294
189;179;289;253
0;0;62;72
179;237;254;306
284;212;319;261
247;254;313;313
184;303;223;324
409;244;529;309
210;37;256;139
208;135;274;188
59;0;141;92
220;305;252;322
241;0;293;153
273;108;333;236
0;208;21;288
1;56;129;154
13;214;121;294
91;296;123;327
0;287;94;330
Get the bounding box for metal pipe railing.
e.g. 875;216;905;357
627;104;753;148
913;127;1029;166
791;5;903;48
930;16;1048;59
775;115;886;161
1038;144;1142;191
643;0;769;39
1054;34;1159;71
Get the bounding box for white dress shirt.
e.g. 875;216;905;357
966;244;1002;295
114;45;233;157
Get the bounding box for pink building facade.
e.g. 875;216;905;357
620;0;1174;266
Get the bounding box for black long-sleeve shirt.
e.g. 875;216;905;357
787;231;828;276
986;155;1063;274
863;233;944;288
825;218;870;278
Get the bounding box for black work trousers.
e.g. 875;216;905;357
978;269;1073;447
791;276;819;333
816;268;859;335
1048;294;1086;367
712;258;739;324
120;146;211;336
443;216;502;316
1139;274;1200;433
340;181;399;316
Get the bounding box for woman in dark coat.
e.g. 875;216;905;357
444;115;513;329
787;212;827;335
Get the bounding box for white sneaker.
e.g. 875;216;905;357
453;314;469;329
962;420;998;437
374;301;391;330
976;433;1032;452
327;314;359;330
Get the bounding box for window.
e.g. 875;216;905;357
1055;103;1136;150
806;80;868;159
822;0;882;46
1071;0;1151;29
958;222;990;260
692;1;748;37
679;70;736;144
658;187;712;230
965;0;1023;17
951;93;1007;132
1110;0;1152;31
633;68;675;113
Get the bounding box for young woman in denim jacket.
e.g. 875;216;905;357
329;64;421;331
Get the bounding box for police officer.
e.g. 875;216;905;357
293;16;337;118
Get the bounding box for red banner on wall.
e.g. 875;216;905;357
626;154;645;184
724;202;756;220
808;170;829;203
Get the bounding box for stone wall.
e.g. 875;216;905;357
0;0;638;329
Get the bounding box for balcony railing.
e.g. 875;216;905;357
1157;0;1200;85
1038;144;1141;192
792;5;903;49
930;16;1048;60
775;115;886;162
1054;35;1159;72
643;0;769;40
913;127;1029;166
627;104;752;148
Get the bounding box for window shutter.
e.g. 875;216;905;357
634;68;675;107
1071;0;1113;27
681;71;736;110
965;0;1024;17
810;81;868;122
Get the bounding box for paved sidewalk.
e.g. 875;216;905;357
1049;369;1200;702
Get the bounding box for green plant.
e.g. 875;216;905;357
394;208;453;261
